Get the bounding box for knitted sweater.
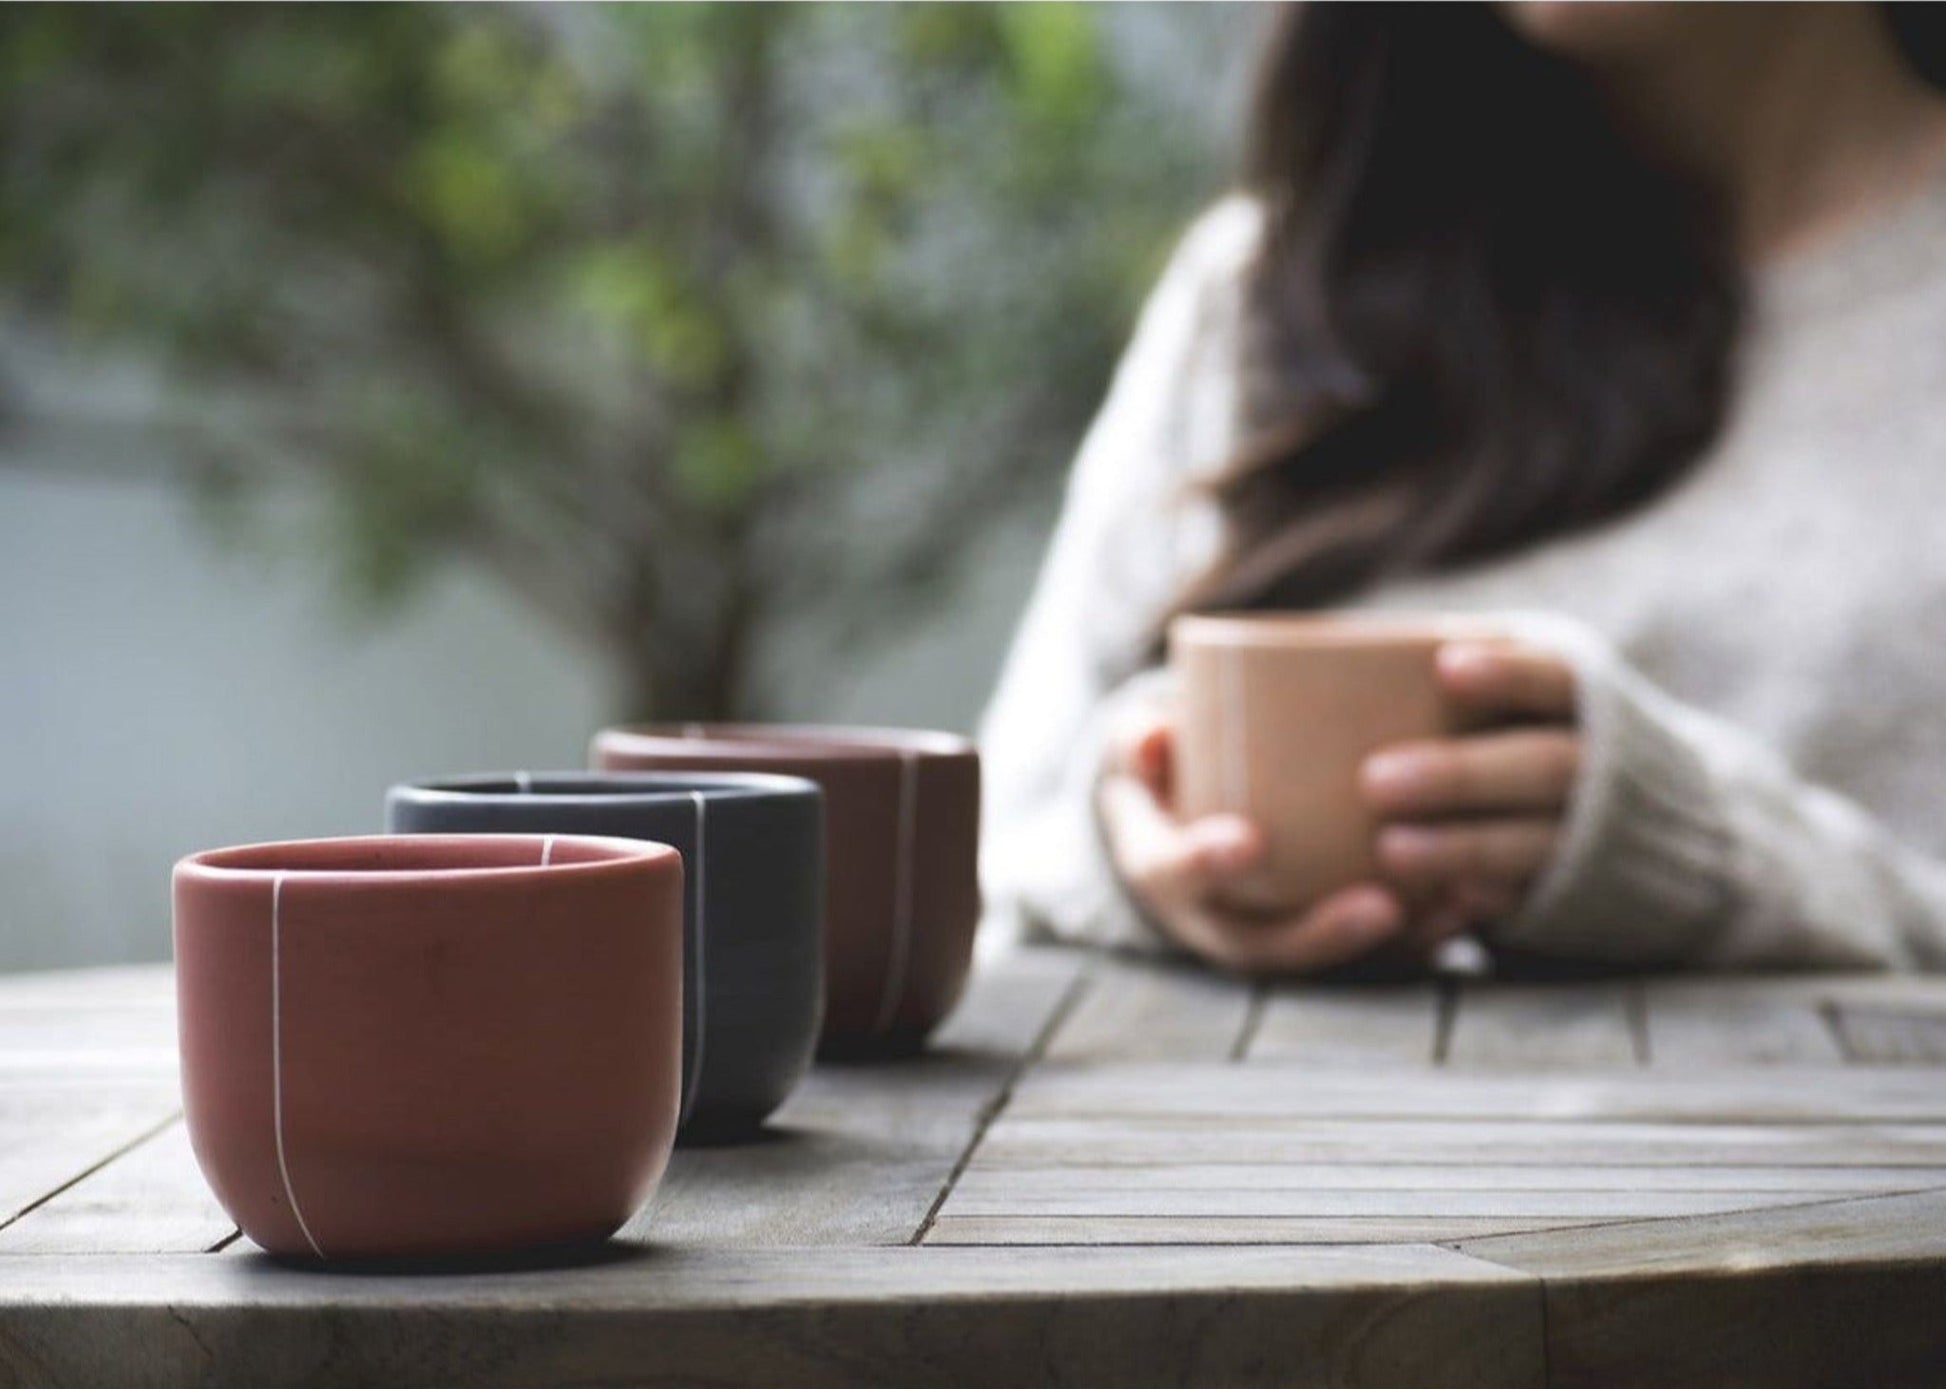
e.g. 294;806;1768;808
978;182;1946;971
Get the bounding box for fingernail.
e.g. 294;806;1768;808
1198;819;1257;869
1377;825;1437;866
1339;899;1399;938
1362;750;1424;799
1438;643;1496;679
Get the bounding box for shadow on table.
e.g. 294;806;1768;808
243;1238;664;1279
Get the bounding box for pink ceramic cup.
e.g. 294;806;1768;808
1171;613;1496;913
173;834;682;1261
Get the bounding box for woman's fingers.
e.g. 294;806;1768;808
1437;642;1578;721
1104;704;1177;802
1170;884;1406;977
1098;774;1261;903
1375;817;1560;888
1361;729;1581;817
1098;768;1405;977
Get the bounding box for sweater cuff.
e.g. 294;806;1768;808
1492;620;1738;964
980;671;1178;955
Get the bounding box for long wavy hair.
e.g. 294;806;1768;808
1174;3;1748;617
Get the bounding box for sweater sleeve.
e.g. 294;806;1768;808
1498;616;1946;971
977;200;1258;952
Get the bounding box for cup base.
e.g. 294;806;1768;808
815;1027;934;1063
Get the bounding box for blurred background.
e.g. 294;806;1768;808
0;3;1258;969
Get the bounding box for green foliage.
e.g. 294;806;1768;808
0;2;1235;716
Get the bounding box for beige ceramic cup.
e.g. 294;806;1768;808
1170;613;1493;914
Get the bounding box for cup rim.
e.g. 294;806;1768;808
389;770;822;807
1169;611;1502;650
593;723;975;763
175;833;676;886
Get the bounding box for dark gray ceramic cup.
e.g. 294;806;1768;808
385;772;824;1142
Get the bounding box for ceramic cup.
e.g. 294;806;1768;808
385;773;824;1140
1170;613;1493;913
591;725;980;1055
173;834;682;1261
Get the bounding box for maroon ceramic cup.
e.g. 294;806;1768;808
173;834;682;1261
592;725;980;1054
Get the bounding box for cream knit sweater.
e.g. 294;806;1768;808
979;182;1946;971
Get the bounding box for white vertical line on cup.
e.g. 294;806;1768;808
873;750;920;1037
678;791;707;1128
515;770;532;795
270;871;327;1261
539;834;556;868
1220;645;1250;809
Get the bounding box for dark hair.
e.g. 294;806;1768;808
1175;3;1743;618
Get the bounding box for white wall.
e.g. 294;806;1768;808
0;463;1048;973
0;469;613;971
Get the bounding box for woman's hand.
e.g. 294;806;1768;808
1097;707;1407;975
1360;642;1581;951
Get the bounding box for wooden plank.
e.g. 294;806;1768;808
1444;981;1641;1069
0;1001;178;1082
925;1214;1625;1246
1455;1188;1946;1388
1043;953;1253;1063
0;1083;183;1232
973;1118;1946;1168
0;1120;232;1255
1246;982;1441;1065
628;946;1085;1247
1831;1005;1946;1064
1456;1185;1946;1278
951;1162;1944;1197
0;1244;1545;1389
1003;1063;1946;1123
0;965;173;1009
937;1187;1826;1221
1641;978;1843;1065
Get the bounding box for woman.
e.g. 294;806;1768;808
979;3;1946;975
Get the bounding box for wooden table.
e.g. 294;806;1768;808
4;949;1946;1388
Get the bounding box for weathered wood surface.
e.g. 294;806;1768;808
0;1244;1543;1389
1456;1187;1946;1388
629;945;1085;1246
4;950;1946;1389
1247;981;1444;1065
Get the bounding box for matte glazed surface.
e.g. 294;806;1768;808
172;834;682;1259
591;725;980;1052
386;773;824;1139
1171;614;1488;912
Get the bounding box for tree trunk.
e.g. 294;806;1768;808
610;599;756;725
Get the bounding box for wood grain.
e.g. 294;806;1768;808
950;1162;1944;1196
924;1214;1625;1245
1043;954;1253;1063
1641;978;1844;1065
1004;1063;1946;1123
0;1084;182;1233
1246;982;1442;1065
1831;1004;1946;1063
0;966;173;1009
7;957;1946;1389
938;1187;1826;1221
972;1117;1946;1168
0;1120;231;1255
629;945;1084;1246
1444;981;1642;1069
0;1244;1544;1389
1455;1187;1946;1388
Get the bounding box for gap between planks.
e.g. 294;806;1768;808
906;956;1094;1245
